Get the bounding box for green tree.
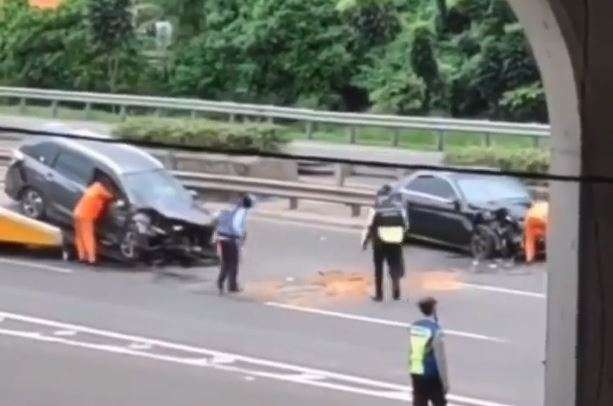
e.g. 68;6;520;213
435;0;448;33
152;0;205;40
410;24;440;112
87;0;140;92
337;0;400;52
170;0;353;108
353;35;426;114
0;0;103;89
500;82;548;122
0;0;547;122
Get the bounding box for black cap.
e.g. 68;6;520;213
242;194;254;209
377;184;393;196
417;297;438;316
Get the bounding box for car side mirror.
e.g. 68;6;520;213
114;199;127;209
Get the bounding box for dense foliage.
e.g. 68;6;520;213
0;0;547;122
114;117;285;152
444;146;550;173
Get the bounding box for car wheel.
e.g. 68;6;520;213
119;230;140;262
19;188;46;220
470;225;496;260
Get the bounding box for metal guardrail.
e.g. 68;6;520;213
0;149;375;216
0;86;551;150
0;148;548;216
0;149;11;165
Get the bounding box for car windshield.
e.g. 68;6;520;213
457;177;529;205
123;170;191;205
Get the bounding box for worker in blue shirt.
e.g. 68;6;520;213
408;297;449;406
215;195;253;294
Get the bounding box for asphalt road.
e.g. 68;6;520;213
0;207;546;406
0;117;545;405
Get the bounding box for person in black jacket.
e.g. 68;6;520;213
361;185;408;302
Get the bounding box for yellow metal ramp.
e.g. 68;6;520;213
0;208;62;247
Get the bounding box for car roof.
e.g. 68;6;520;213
406;169;510;182
28;137;164;175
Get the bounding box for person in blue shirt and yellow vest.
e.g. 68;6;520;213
408;297;449;406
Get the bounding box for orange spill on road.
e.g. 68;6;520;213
309;270;370;298
244;270;463;306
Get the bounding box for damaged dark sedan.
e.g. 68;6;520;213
5;137;218;265
386;170;533;260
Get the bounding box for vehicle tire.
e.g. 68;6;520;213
19;187;46;220
470;225;496;260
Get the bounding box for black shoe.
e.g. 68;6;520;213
393;292;401;301
228;288;243;294
371;296;383;302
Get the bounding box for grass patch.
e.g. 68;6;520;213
444;146;550;173
279;122;546;152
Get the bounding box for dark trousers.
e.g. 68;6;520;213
373;242;404;300
411;375;447;406
218;239;239;292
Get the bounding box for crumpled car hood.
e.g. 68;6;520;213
134;197;214;227
472;199;532;220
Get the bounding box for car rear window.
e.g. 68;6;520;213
408;176;457;200
54;151;94;185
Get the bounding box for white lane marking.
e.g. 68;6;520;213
53;330;77;337
460;283;546;299
128;342;153;351
265;302;506;344
211;354;237;364
0;310;512;406
252;216;361;234
0;258;73;274
293;373;326;381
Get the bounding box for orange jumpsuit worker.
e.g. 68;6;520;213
524;201;548;263
73;181;114;264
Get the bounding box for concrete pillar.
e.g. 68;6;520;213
507;0;613;404
573;2;613;405
334;164;352;187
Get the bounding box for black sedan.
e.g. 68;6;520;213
385;171;533;258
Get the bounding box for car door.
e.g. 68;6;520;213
20;141;60;199
403;175;468;246
47;148;95;225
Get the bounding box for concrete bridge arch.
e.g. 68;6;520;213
497;1;612;405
